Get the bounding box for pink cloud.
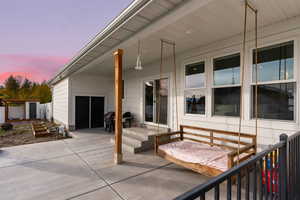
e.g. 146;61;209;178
0;54;69;84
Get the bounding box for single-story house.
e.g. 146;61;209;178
49;0;300;148
0;99;41;123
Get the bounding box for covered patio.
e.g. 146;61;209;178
47;0;300;197
0;129;234;200
50;0;300;152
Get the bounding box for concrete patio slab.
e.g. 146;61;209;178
0;128;218;200
79;148;169;184
65;129;113;153
0;140;72;168
0;154;107;200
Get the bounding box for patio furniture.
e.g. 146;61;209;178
122;112;133;128
155;125;257;177
104;112;115;132
104;112;134;132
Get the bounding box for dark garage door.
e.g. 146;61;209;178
75;96;105;130
91;97;105;128
75;96;90;129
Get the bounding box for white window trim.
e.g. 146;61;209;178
183;60;206;116
249;39;298;122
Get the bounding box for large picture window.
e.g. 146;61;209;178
213;53;241;117
252;41;295;121
184;61;205;115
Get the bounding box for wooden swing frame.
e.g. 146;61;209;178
155;0;259;177
155;125;257;176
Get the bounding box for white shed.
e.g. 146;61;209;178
1;99;41;122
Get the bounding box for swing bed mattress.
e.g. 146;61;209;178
158;141;231;176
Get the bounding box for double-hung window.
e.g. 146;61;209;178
213;53;241;117
184;61;205;115
252;41;295;121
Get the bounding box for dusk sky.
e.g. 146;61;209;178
0;0;133;85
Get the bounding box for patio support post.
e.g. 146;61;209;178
114;49;123;164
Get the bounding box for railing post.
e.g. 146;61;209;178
279;134;288;200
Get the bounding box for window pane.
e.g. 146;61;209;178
213;87;240;117
214;53;240;86
185;62;205;88
253;41;294;82
252;83;295;120
185;90;205;114
144;81;154;122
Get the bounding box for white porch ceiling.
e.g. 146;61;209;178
74;0;300;77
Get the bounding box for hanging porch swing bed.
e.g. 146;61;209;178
155;125;257;177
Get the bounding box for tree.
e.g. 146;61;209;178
22;78;32;90
4;75;21;98
1;75;52;103
19;78;32;99
36;82;52;103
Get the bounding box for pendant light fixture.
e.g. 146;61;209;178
134;40;143;70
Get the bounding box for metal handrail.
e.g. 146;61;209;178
287;131;300;141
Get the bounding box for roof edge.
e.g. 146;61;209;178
49;0;152;85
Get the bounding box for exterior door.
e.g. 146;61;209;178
91;97;105;128
144;78;169;126
29;103;37;119
75;96;90;129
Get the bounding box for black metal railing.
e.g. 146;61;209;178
175;132;300;200
287;132;300;200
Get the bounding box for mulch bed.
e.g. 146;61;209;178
0;122;70;148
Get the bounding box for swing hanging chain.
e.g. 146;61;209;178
157;40;164;134
254;10;258;152
238;1;248;165
173;43;179;131
238;0;258;164
157;39;179;134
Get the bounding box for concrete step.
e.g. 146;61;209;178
110;127;170;154
143;125;170;133
110;137;139;148
123;132;147;142
123;127;169;137
123;134;145;148
110;137;152;153
123;128;149;140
